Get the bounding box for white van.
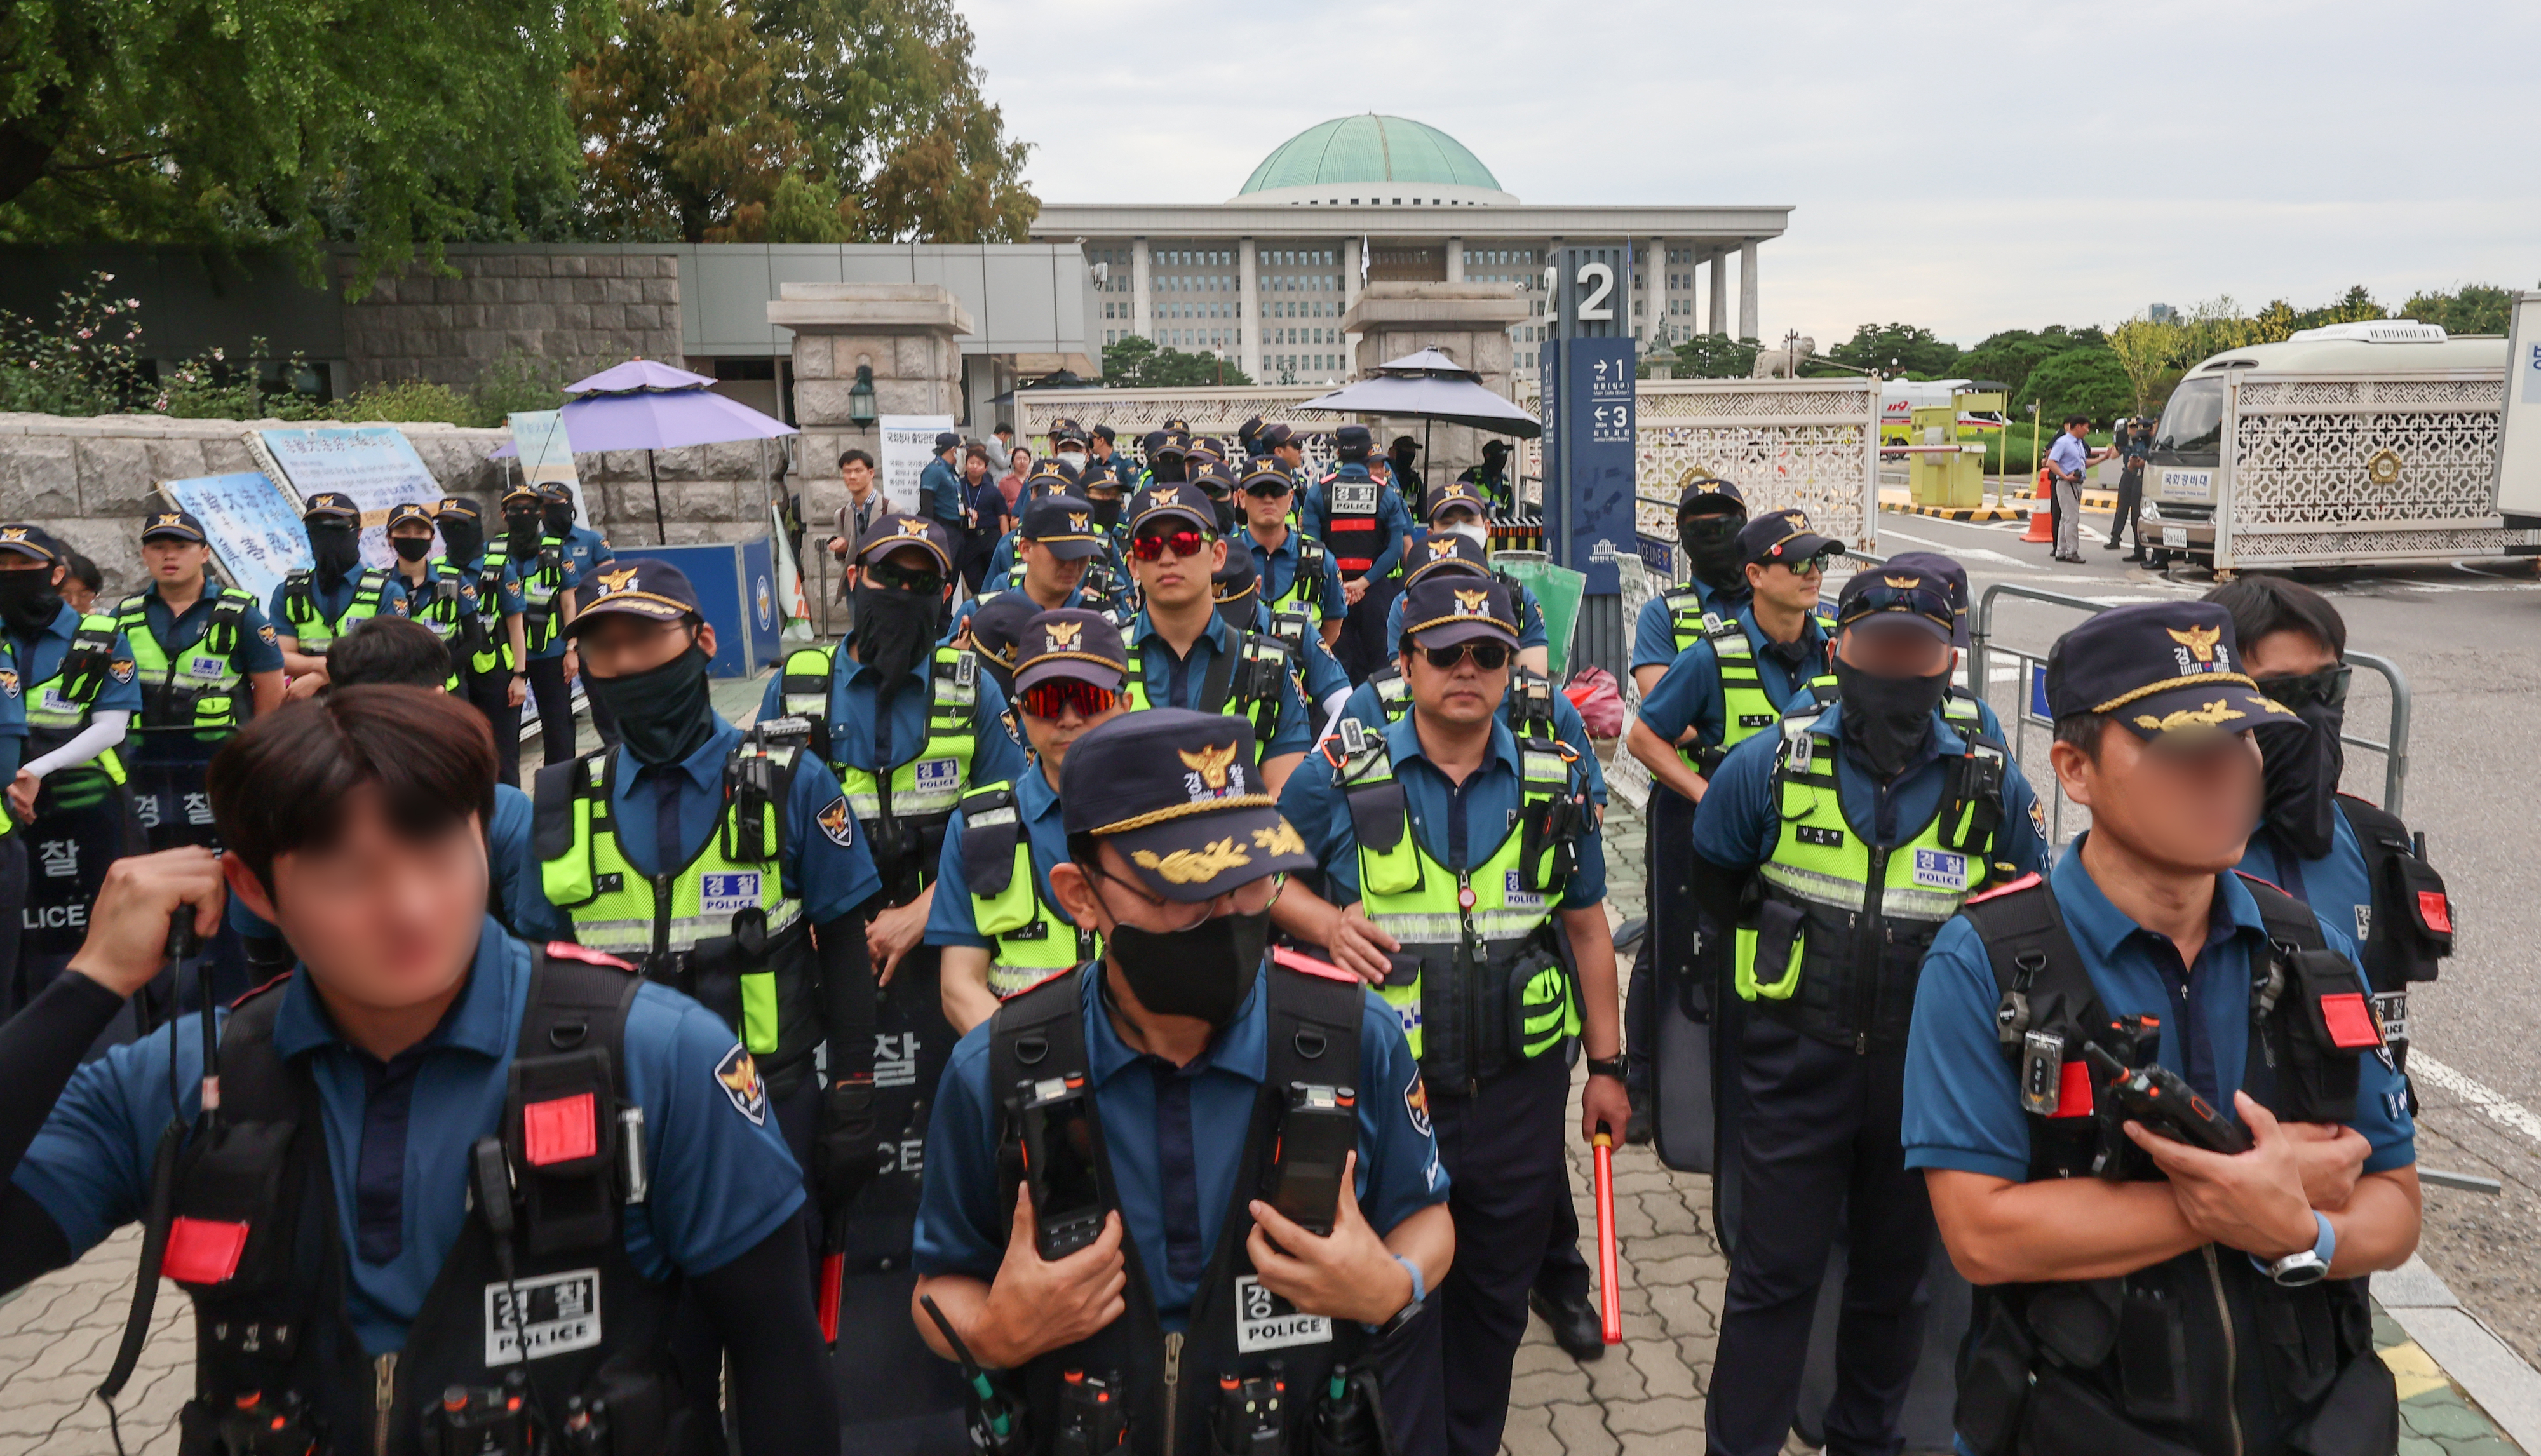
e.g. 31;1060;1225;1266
2137;321;2537;572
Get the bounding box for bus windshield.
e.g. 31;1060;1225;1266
2156;378;2226;454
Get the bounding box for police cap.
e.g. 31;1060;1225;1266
1677;476;1746;517
564;558;701;635
1399;574;1519;651
1834;567;1955;643
0;525;61;563
383;502;436;532
1060;708;1316;902
1020;495;1106;560
1738;508;1842;567
1128;483;1215;537
2046;602;2292;741
302;491;360;522
1884;551;1971;647
140;509;209;544
1403;532;1490;586
1427;482;1490;523
854;514;955;575
1014;607;1129;695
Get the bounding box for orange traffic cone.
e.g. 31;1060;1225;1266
2019;466;2055;543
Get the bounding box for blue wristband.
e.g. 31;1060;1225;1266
2251;1211;2335;1276
1392;1253;1426;1307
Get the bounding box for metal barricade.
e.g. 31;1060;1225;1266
1968;583;2412;843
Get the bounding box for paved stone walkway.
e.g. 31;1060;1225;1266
0;718;2526;1455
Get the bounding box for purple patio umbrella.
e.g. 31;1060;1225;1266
493;357;799;543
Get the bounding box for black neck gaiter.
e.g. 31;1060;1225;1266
1833;658;1948;779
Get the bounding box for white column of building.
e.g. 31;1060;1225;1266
1446;237;1464;282
1706;247;1727;337
1238;238;1261;381
1342;237;1363;371
1650;236;1669;346
1132;239;1152;339
1738;239;1758;342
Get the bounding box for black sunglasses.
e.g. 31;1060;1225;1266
1421;640;1511;671
2256;664;2350;711
865;558;944;593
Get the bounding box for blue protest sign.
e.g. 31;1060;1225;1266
158;472;308;605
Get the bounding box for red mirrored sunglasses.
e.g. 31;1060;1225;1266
1129;529;1209;562
1018;678;1124;720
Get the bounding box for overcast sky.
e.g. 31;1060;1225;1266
963;0;2538;347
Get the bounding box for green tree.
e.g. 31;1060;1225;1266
2016;347;2133;425
1957;325;2105;400
1826;322;1962;379
1101;335;1253;388
2400;283;2519;336
2106;314;2186;417
574;0;808;241
1669;334;1760;379
0;0;607;291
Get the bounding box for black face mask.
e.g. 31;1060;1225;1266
543;506;576;537
307;525;360;586
2253;701;2344;860
1833;656;1948;779
1681;514;1749;593
440;518;484;563
503;512;543;556
590;644;717;766
1150;457;1188;485
1105;906;1269;1028
391;536;433;562
1088;496;1122;529
0;570;62;635
853;584;944;689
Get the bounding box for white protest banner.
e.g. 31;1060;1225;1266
878;415;955;515
156;473;308;606
251;426;441;569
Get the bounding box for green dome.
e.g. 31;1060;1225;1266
1239;115;1501;196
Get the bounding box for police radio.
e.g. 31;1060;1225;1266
1019;1077;1109;1260
2081;1042;2251;1165
1210;1368;1289;1456
1052;1368;1129;1456
1267;1083;1357;1237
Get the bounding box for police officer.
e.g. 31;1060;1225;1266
541;482;621;748
954;491;1121;643
1453;438;1515;518
494;483;583;768
928;608;1129;1032
1083;421;1132;486
922;430;969;551
2;524;144;1017
271;490;407;684
114;509;287;850
1212;548;1351;731
1277;575;1624;1456
1629;478;1751;697
0;688;839;1453
429;495;532;783
1691;565;2048;1456
1236;460;1344;685
959;591;1039;704
1351;536;1588;775
2209;576;2449;1072
1387;435;1426;513
1307;426;1417;682
378;502;471;691
1904;601;2420;1455
1137;428;1190;489
912;708;1452;1456
976;461;1084;596
1118;484;1314;790
1384;485;1554;675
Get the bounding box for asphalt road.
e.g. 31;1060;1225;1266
1861;502;2541;1365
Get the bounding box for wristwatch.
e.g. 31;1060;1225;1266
1584;1055;1629;1081
2256;1211;2335;1288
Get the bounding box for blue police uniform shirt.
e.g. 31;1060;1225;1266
1330;678;1609;806
913;962;1448;1330
1124;610;1314;760
2237;812;2378;954
516;555;581;664
753;637;1028;798
266;572;412;644
231;784;563;943
1690;700;2049;878
1636;602;1829;748
1380;560;1550;652
14;919;808;1356
540;715;883;926
0;638;24;779
1631;582;1745;672
924;764;1072;950
1281;711;1608;907
1303;465;1415;581
1244;525;1345;624
1901;842;2416;1184
549;524;614;581
10;602;144;717
922;454;967;527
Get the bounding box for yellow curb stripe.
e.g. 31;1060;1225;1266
2380;1338;2455;1402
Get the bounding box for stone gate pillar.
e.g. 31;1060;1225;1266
1339;282;1530;480
770;282;973;537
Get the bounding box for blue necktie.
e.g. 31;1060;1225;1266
653;767;685;877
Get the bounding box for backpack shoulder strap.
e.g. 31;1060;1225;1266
532;748;610;865
988;968;1093;1201
1262;956;1369;1105
209;974;302;1126
2234;871;2328;951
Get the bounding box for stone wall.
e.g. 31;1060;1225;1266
337;250;684;392
0;412;774;598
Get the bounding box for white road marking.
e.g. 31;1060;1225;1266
2411;1054;2541;1152
1876;526;2035;567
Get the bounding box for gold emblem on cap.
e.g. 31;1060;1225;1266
2134;699;2244;732
1;529;25;542
595;566;640;595
2166;624;2222;663
1178;741;1239;790
441;499;461;512
156;513;182;526
1153;487;1180;506
1046;619;1082;649
897;518;927;535
1429;540;1458;560
1882;574;1920;589
1069;512;1091;533
1251;821;1305;856
1452;588;1489;616
1133;839;1251;884
1786;511;1810;530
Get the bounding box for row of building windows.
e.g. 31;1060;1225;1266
1102;299;1343;322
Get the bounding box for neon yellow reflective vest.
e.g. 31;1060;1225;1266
536;735;823;1072
510;543;574;656
777;642;982;893
1360;665;1560;743
455;548;520;675
1257;531;1330;616
955;780;1098;999
1732;704;2009;1053
1332;726;1589;1089
278;568;392;651
22;612;127;785
1124;629;1291;765
115;587;257;739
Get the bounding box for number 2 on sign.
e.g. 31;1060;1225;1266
1577;262;1614;321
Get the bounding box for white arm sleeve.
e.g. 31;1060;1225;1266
20;710;130;780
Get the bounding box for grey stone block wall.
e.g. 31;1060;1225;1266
338;252;684;392
0;413;778;598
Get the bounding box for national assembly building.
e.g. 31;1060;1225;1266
1030;112;1791;386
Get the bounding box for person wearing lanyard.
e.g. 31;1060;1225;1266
927;607;1130;1031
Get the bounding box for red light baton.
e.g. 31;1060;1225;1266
1593;1131;1622;1345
